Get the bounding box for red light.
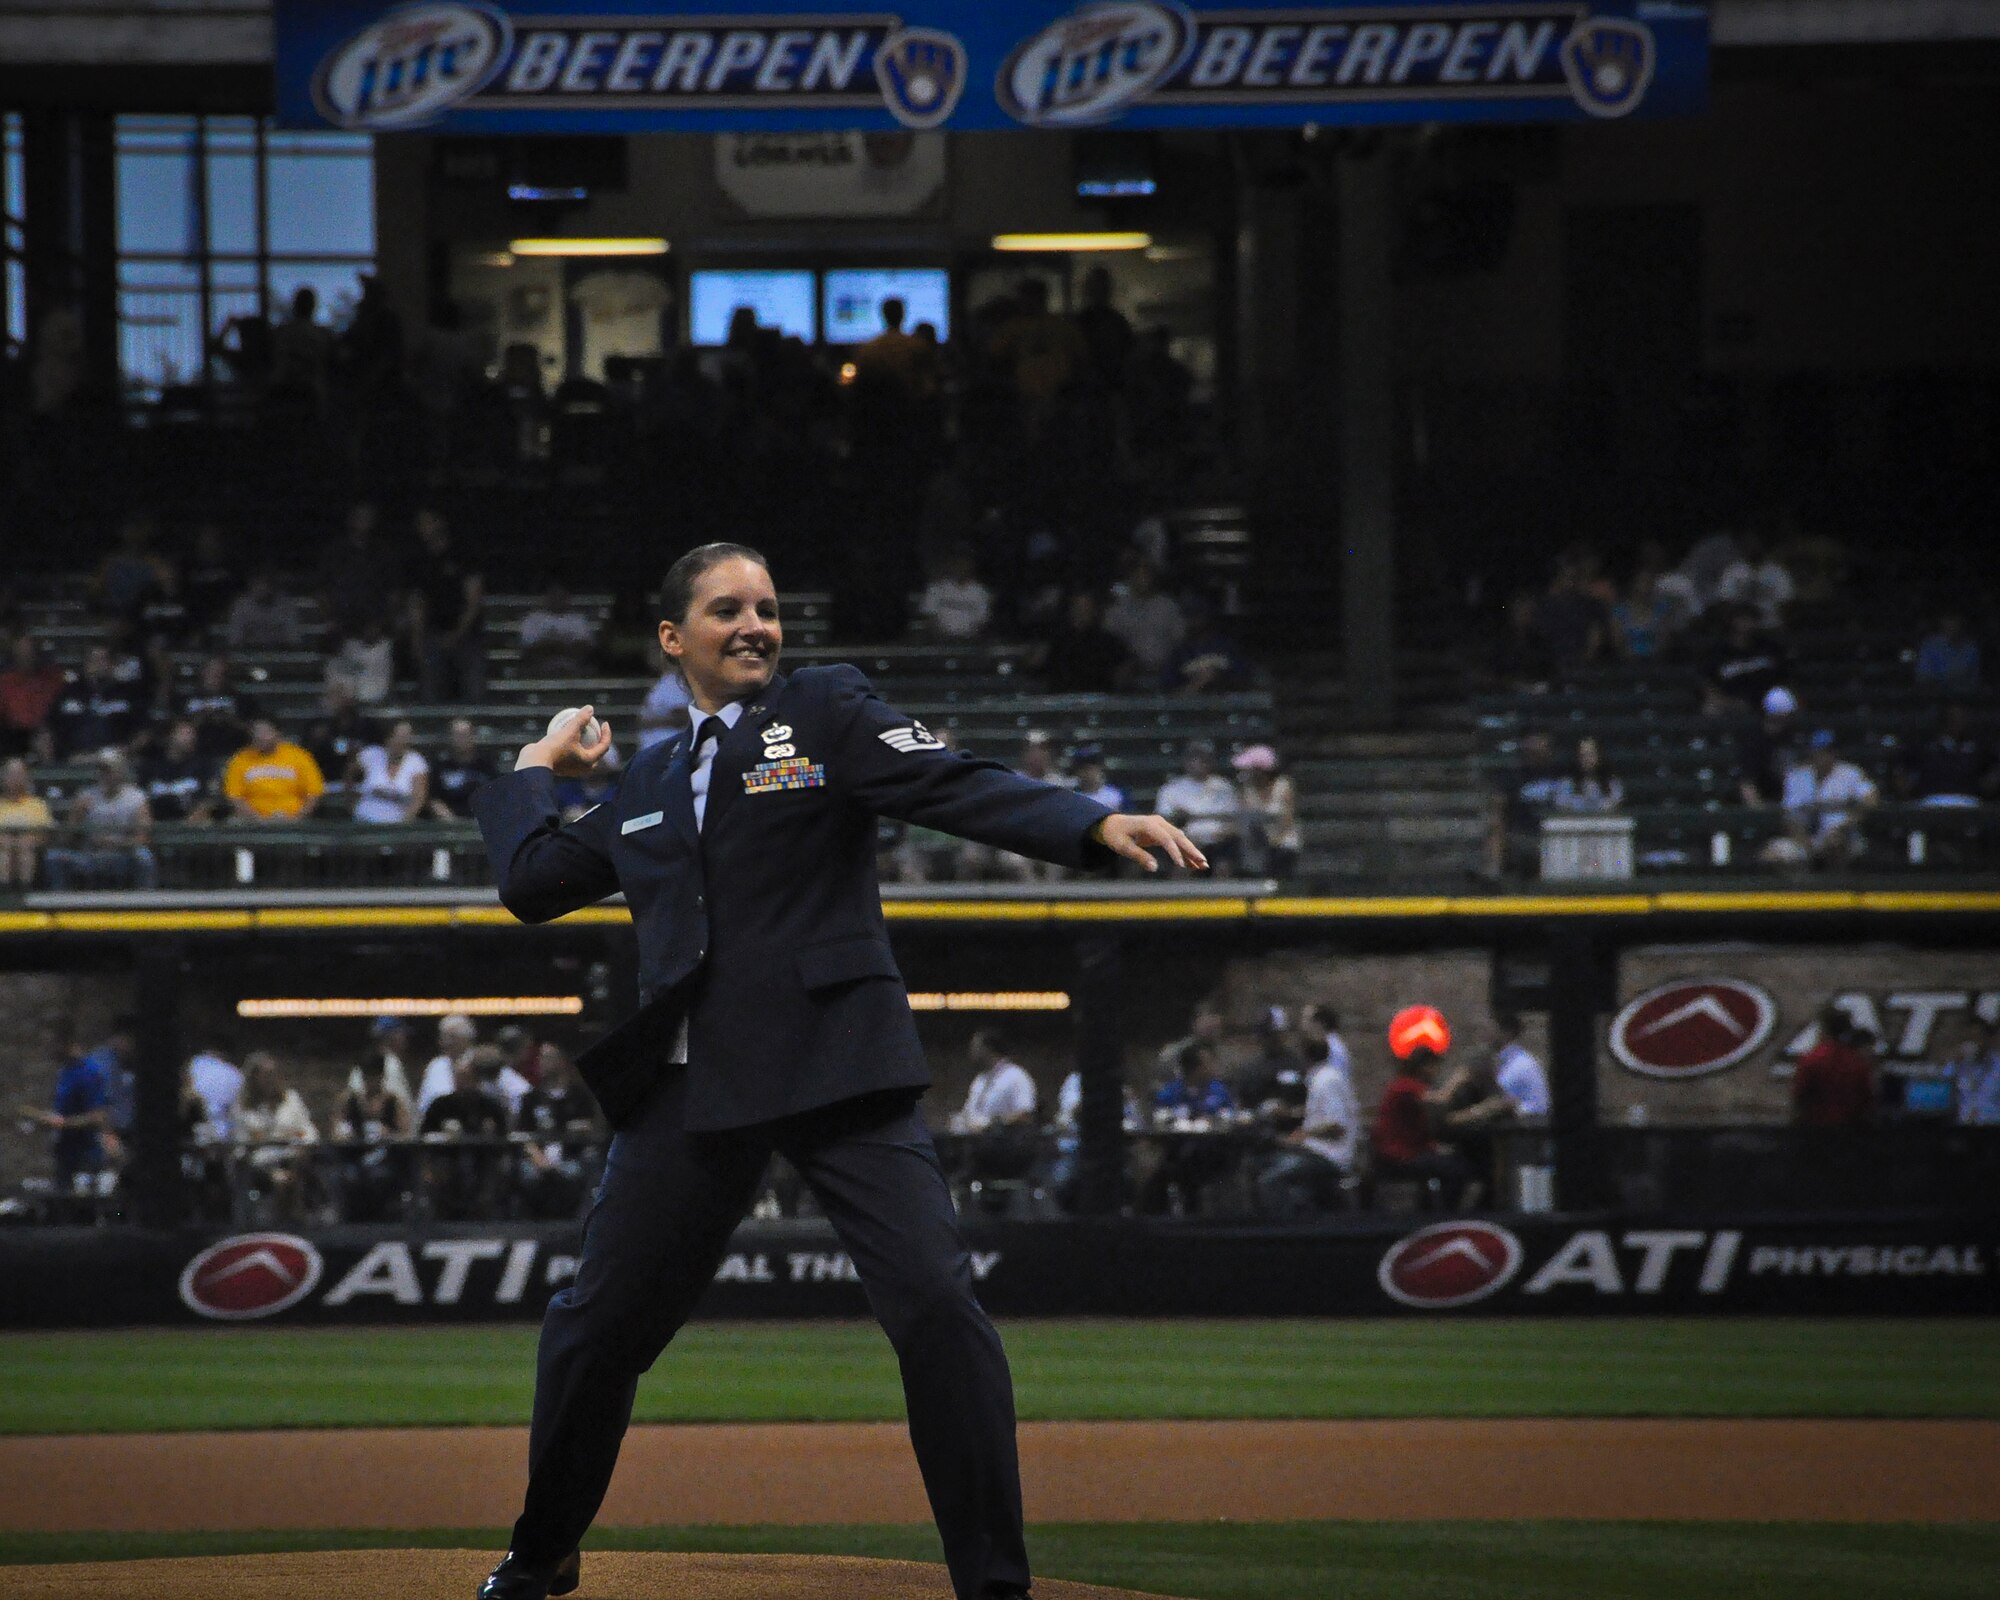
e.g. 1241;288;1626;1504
1389;1004;1451;1059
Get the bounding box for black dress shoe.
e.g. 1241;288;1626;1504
477;1549;580;1599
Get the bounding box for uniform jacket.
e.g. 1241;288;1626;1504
474;665;1114;1130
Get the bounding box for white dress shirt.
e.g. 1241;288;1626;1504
1301;1033;1358;1170
1495;1040;1551;1117
961;1060;1038;1131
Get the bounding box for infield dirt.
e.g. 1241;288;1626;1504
7;1419;1998;1530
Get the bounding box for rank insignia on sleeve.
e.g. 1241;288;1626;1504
879;722;946;753
743;756;826;794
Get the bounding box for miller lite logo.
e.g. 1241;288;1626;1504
1378;1220;1524;1309
1609;979;1777;1079
998;1;1195;127
179;1233;325;1320
313;1;512;130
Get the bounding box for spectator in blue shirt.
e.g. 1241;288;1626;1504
18;1027;114;1190
1154;1039;1236;1118
1914;614;1981;692
83;1020;139;1143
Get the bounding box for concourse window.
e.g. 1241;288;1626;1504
3;115;22;355
113;116;376;398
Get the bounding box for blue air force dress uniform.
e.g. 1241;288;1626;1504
473;665;1114;1599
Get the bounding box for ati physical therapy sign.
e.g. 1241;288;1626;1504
275;1;1708;134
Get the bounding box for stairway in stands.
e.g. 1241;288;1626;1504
1271;648;1492;882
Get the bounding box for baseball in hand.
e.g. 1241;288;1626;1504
548;708;602;746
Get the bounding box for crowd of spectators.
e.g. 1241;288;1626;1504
1490;526;1996;877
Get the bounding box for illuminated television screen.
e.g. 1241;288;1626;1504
688;269;816;345
821;268;951;344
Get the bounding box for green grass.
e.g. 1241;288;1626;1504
3;1524;1998;1598
3;1318;1996;1434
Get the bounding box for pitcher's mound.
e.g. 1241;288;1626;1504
4;1548;1195;1600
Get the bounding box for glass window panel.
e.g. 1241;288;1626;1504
118;149;198;255
266;130;372;158
210;258;262;291
269;261;367;327
6;260;24;348
118;259;202;291
207;151;258;253
119;287;205;396
266;143;374;256
204;117;258;155
5;113;22;223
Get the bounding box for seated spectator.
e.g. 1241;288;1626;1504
1737;686;1800;806
427;718;496;818
1433;1050;1519;1208
1256;1005;1360;1216
960;731;1071;883
48;646;144;758
954;1030;1039;1196
1153;1038;1236;1119
1156;740;1241;874
481;1026;537;1116
350;720;430;824
1675;528;1742;615
915;545;993;641
1040;590;1128;694
0;635;64;760
45;750;156;889
1791;1007;1875;1127
1914;613;1981;692
1550;737;1624;814
407;506;487;704
0;756;55;887
1490;1013;1550;1118
1610;565;1681;660
516;1046;596;1220
223;571;304;652
420;1049;510;1220
636;664;691;751
416;1013;478;1115
1232;744;1299;877
186;1043;243;1135
332;1048;414;1223
95;509;173;620
1768;731;1878;869
1069;743;1125;811
1102;561;1186;684
1154;1003;1225;1082
1946;1021;2000;1126
1238;1006;1308;1120
1169;596;1253;695
303;683;383;794
1904;703;1995;805
1368;1044;1471;1209
1531;558;1608;670
233;1051;320;1219
141;717;220;822
175;654;259;765
223;718;326;822
1488;730;1564;877
1714;534;1795;629
1702;607;1788;711
517;584;599;675
325;615;396;706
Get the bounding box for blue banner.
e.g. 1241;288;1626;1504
274;1;1708;133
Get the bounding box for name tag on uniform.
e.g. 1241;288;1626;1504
743;756;826;795
621;810;665;835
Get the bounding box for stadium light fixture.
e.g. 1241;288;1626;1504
508;237;669;257
990;232;1151;253
236;997;584;1019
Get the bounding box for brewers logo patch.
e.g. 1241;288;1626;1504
879;722;946;753
744;756;826;794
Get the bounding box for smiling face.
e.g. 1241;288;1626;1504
659;556;782;710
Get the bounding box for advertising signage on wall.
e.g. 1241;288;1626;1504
273;1;1708;134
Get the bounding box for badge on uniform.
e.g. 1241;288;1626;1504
879;721;946;753
743;755;826;795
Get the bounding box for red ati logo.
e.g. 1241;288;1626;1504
179;1233;324;1320
1609;979;1777;1079
1377;1220;1524;1308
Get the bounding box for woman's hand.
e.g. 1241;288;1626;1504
1092;814;1210;873
517;706;614;777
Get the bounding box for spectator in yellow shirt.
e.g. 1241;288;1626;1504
223;719;325;822
0;756;56;886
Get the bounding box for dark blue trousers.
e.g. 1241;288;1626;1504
511;1071;1030;1600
